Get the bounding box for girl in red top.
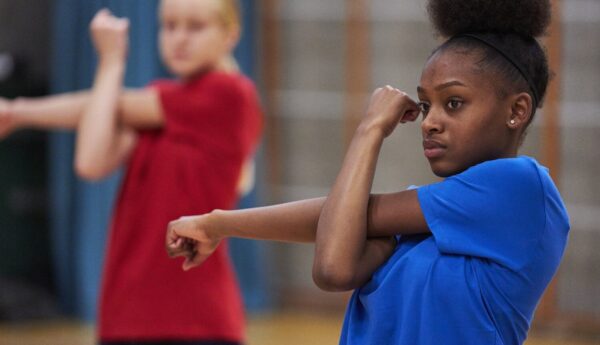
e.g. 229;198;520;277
0;1;261;344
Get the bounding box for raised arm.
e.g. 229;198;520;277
313;86;426;291
74;10;137;181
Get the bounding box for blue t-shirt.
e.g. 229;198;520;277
339;156;570;345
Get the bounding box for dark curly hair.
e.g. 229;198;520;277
427;0;551;116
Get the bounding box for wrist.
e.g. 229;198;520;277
355;122;386;144
98;56;126;71
205;209;228;241
9;98;25;128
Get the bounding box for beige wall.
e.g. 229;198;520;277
556;0;600;318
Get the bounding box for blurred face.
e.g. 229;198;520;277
417;49;514;177
159;0;237;78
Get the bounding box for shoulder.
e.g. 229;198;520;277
200;72;256;99
420;156;547;209
453;156;543;187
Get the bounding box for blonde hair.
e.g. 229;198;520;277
217;0;241;73
218;0;241;33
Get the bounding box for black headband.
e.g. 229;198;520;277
453;33;540;108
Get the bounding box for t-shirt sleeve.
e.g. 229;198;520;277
417;158;546;269
152;75;262;159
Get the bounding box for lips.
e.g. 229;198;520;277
422;139;447;159
172;51;189;61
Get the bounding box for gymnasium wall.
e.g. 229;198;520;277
260;0;600;319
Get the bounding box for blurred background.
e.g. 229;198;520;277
0;0;599;344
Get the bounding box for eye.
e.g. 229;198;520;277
162;20;176;31
447;99;463;110
189;20;207;31
418;102;430;117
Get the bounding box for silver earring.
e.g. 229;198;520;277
510;119;516;125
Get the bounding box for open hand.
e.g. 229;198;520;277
90;9;129;63
166;215;221;271
362;86;420;138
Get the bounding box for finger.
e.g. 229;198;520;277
172;222;200;241
371;87;383;98
401;101;420;122
166;222;181;246
166;238;186;257
166;222;190;257
183;239;196;253
92;8;111;23
94;8;110;17
174;239;198;257
402;109;421;123
182;250;199;271
183;250;206;271
167;245;186;258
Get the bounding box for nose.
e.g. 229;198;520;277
421;109;443;136
170;27;188;46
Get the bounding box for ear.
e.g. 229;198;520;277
507;92;533;130
224;25;241;51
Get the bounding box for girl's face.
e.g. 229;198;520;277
159;0;238;78
417;49;515;177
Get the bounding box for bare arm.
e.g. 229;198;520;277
74;10;136;181
313;128;395;291
313;86;425;291
9;92;89;131
0;87;164;137
166;189;429;271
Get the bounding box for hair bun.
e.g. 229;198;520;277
427;0;551;38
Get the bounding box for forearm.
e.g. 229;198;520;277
208;197;326;243
11;92;90;130
74;59;125;176
205;191;425;243
167;188;426;269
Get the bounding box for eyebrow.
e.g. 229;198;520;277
417;80;468;94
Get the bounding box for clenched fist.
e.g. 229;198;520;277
362;86;420;138
166;214;222;271
90;9;129;63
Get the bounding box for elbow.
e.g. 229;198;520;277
74;158;107;181
312;261;357;292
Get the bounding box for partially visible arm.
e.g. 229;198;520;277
9;92;89;131
166;187;429;270
117;88;164;129
0;87;163;134
312;86;426;291
313;127;395;292
74;10;136;181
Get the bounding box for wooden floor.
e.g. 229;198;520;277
1;311;599;345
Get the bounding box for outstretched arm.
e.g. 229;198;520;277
0;86;164;140
0;9;163;139
0;92;88;134
166;191;430;272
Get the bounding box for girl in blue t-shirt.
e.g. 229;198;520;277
166;0;569;344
